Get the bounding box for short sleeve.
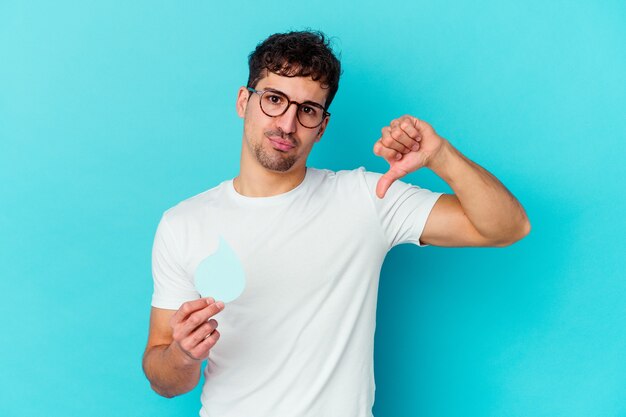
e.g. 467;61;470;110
151;214;200;309
362;168;443;248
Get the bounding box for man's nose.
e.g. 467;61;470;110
275;103;299;134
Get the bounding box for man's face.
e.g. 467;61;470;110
236;72;330;173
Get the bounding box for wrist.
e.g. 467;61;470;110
168;341;203;368
425;138;455;173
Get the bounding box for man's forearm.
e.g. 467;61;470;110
429;140;530;244
142;343;203;398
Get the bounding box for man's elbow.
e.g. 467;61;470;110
493;218;531;247
150;383;182;399
145;375;199;398
142;348;198;399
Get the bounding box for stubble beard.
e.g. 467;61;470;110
250;132;298;172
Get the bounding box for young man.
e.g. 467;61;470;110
142;31;530;417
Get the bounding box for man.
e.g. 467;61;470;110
142;31;530;417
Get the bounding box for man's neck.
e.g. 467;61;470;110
233;165;307;197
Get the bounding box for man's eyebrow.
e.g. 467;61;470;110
263;87;326;109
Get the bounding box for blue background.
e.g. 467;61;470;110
1;1;624;416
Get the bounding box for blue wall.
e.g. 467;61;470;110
1;1;624;416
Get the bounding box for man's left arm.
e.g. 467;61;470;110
373;115;531;247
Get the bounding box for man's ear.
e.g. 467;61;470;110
236;87;250;118
315;115;330;142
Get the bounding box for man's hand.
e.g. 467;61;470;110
169;297;224;363
373;115;447;198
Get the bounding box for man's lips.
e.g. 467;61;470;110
267;136;295;151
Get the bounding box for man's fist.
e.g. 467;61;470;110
373;115;446;198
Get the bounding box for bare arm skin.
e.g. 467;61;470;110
374;115;530;247
420;142;530;246
142;298;224;398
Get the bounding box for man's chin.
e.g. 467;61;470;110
253;143;298;172
258;155;297;172
264;162;296;172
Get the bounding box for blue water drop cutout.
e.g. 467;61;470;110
194;236;246;303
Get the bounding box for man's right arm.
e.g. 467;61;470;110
142;298;224;398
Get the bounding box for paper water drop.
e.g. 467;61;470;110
194;236;246;303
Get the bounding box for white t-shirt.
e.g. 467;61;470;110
151;167;443;417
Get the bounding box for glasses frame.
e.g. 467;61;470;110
247;87;330;129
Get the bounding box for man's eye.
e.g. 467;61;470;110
267;95;283;104
301;106;318;115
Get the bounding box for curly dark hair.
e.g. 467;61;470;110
247;30;342;109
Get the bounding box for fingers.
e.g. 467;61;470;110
174;300;225;341
376;167;408;199
373;139;401;162
179;319;217;358
176;327;222;362
381;126;411;154
170;298;224;354
171;298;225;362
373;116;434;198
396;117;420;140
379;116;421;155
171;297;215;325
188;318;219;346
376;175;392;199
187;329;221;360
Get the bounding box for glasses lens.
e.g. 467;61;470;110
259;90;325;128
297;104;324;128
260;91;289;116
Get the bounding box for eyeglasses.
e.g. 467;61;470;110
247;87;330;129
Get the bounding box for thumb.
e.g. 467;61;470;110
376;168;406;199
